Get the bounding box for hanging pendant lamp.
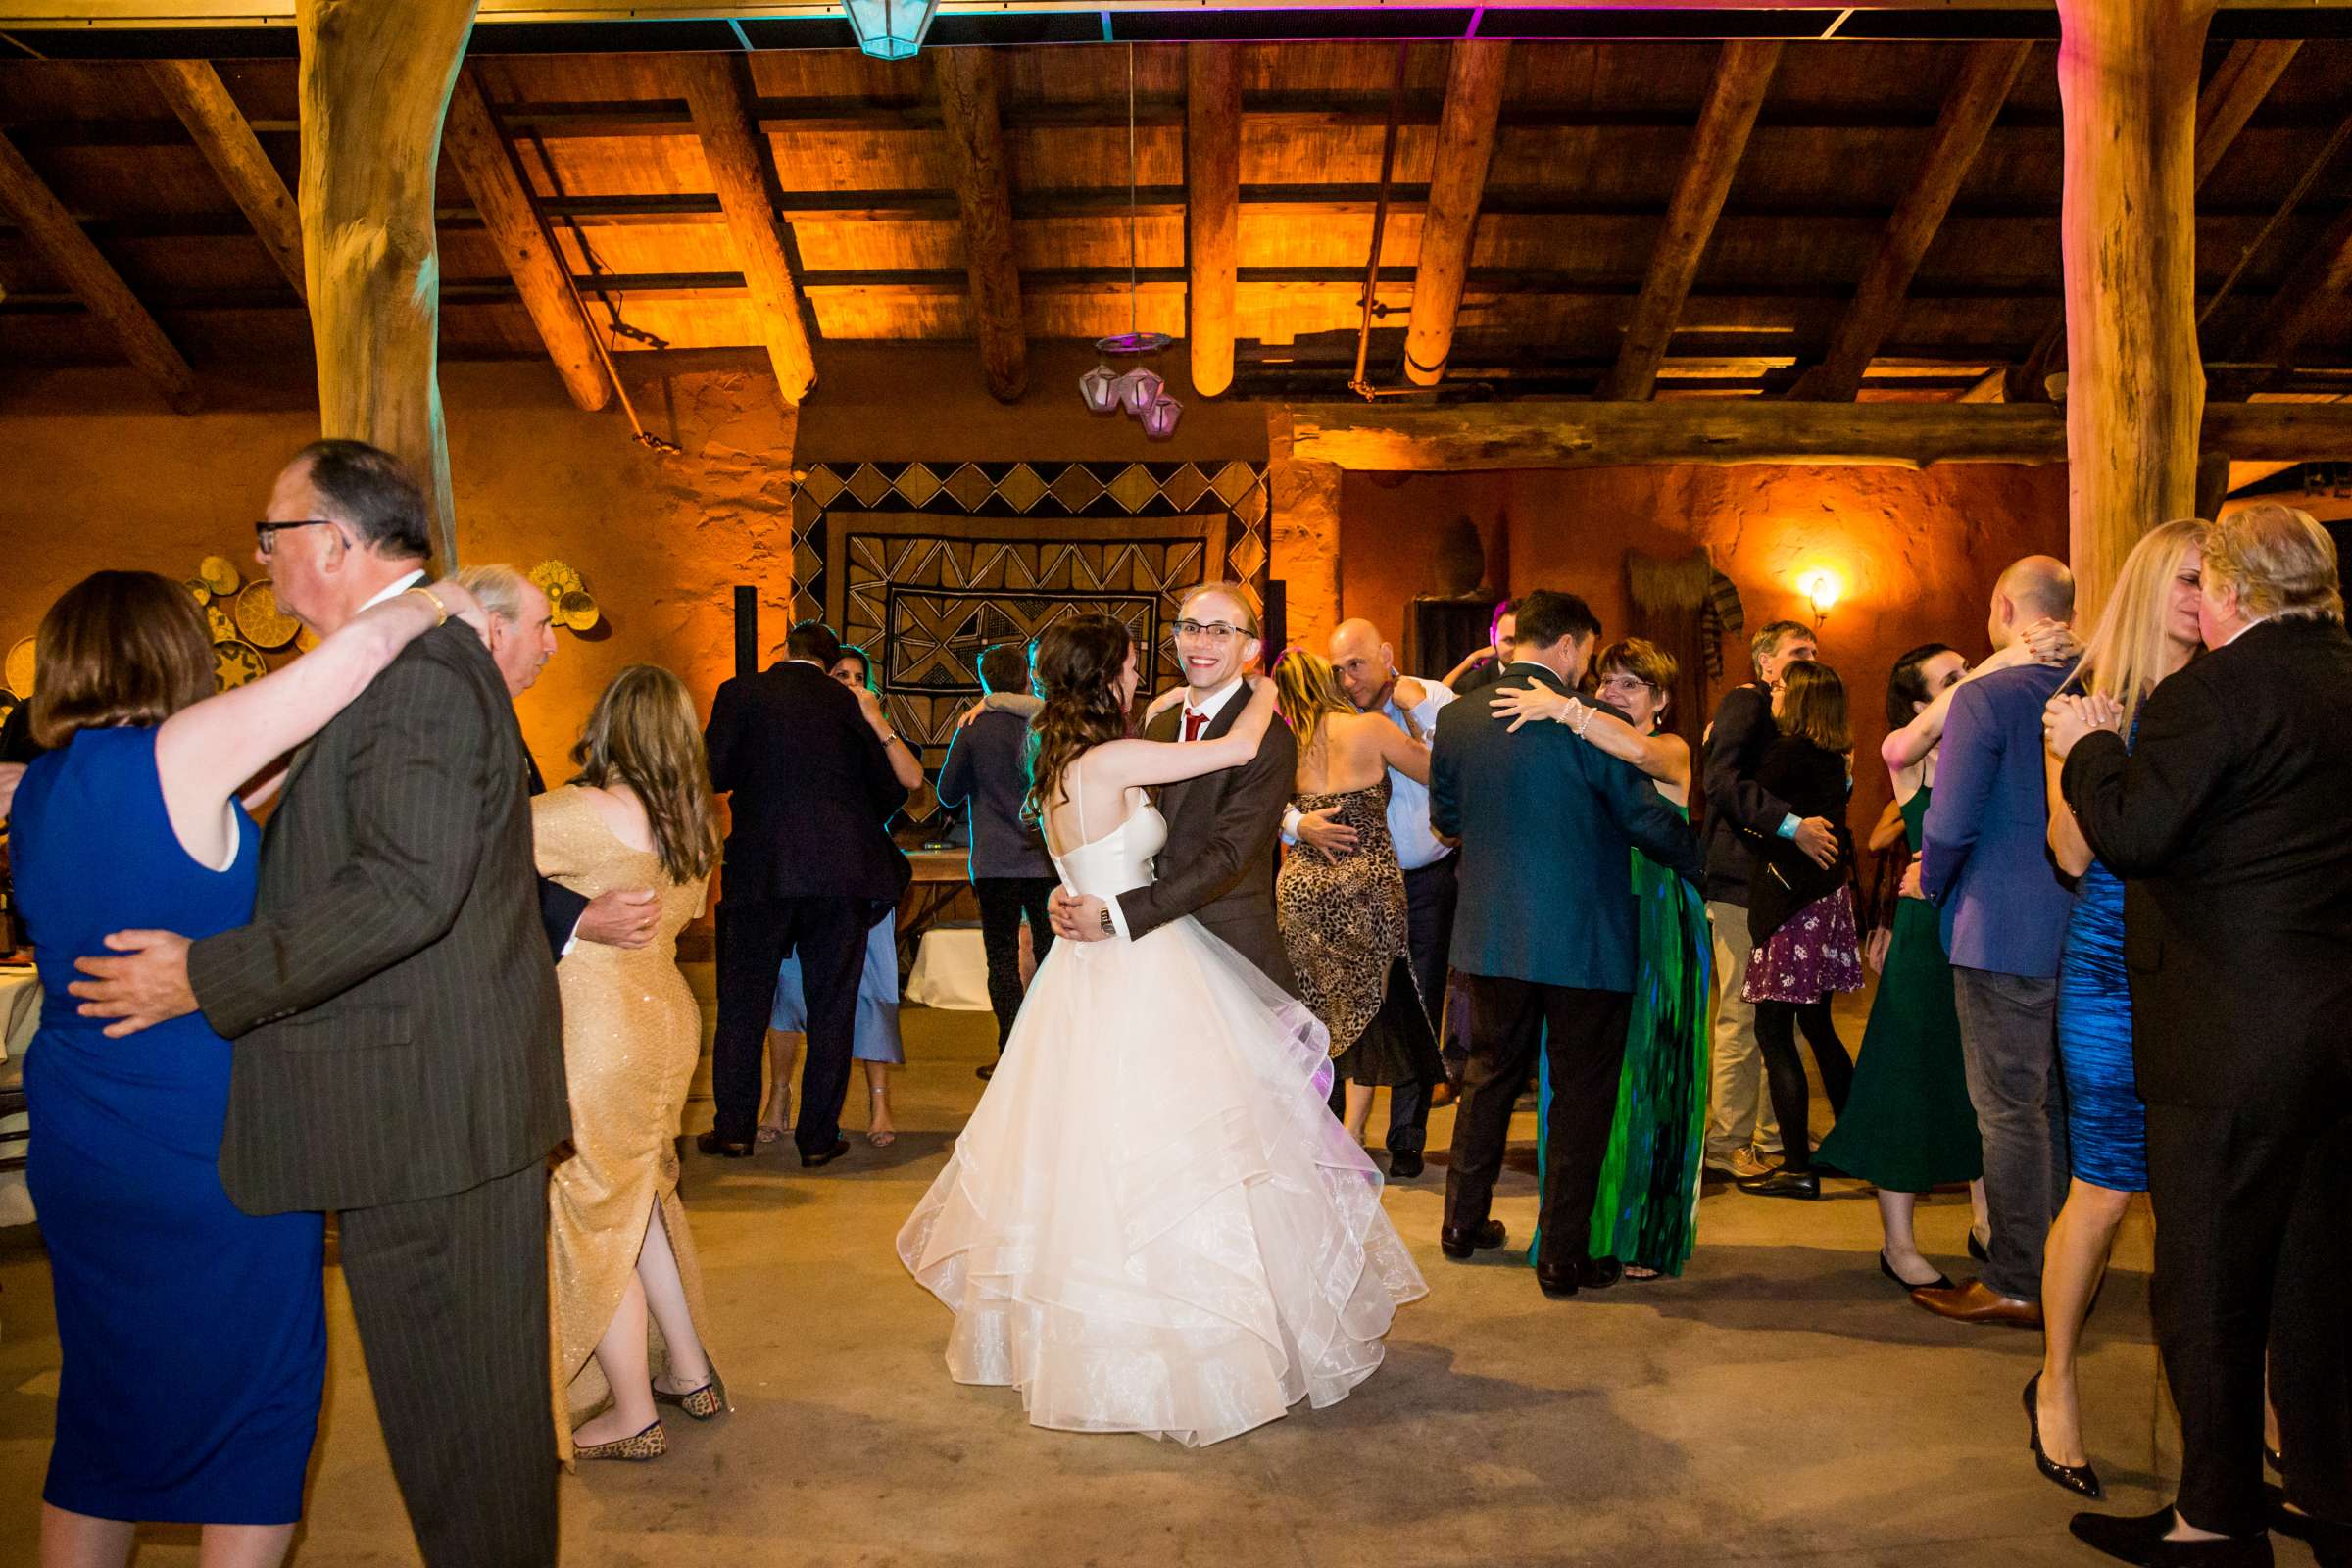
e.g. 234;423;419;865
1077;43;1180;439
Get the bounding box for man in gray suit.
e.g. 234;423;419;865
74;442;567;1567
1430;589;1704;1298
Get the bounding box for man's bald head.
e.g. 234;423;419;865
1988;554;2076;650
1326;618;1396;711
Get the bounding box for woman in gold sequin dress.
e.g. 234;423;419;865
535;664;727;1463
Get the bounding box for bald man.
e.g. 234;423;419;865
1302;617;1459;1176
1912;555;2080;1328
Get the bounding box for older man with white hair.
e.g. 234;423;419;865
1301;616;1460;1176
453;564;659;958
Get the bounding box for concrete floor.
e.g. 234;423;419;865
0;976;2318;1568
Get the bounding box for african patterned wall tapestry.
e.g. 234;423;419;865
791;458;1272;837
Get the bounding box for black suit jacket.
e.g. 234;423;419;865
524;752;591;957
188;621;569;1214
706;660;910;905
1113;687;1298;991
2061;615;2352;1108
1746;735;1855;945
1699;683;1793;906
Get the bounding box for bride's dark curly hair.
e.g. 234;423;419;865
1023;613;1134;827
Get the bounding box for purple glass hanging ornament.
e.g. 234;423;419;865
1141;392;1183;440
1115;366;1162;416
1079;362;1120;415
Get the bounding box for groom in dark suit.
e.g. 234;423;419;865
701;619;911;1164
1430;589;1703;1299
1049;581;1298;991
74;441;569;1567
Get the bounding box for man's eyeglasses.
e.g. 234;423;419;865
1171;618;1250;643
253;519;340;558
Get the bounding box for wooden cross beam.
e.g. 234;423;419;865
147;60;306;303
676;52;817;405
932;49;1027;403
2238;200;2352;376
1788;41;2030;402
1603;41;1782;402
1186;43;1242;399
0;130;199;414
1401;41;1509;388
1284;399;2352;471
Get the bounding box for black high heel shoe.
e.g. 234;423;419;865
2024;1374;2103;1499
1969;1228;1990;1263
1880;1250;1953;1292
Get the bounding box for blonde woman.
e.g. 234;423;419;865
1269;649;1441;1145
537;664;727;1462
2025;518;2208;1501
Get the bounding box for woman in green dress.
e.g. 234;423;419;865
1490;639;1712;1278
1814;643;1988;1289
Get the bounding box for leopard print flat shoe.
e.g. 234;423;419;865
573;1420;666;1461
653;1367;728;1421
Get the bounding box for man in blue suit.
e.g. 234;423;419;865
1430;590;1705;1298
1913;555;2079;1327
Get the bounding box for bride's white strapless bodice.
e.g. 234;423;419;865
1051;802;1166;902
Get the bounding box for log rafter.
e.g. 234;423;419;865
1401;40;1510;388
443;66;613;413
1604;40;1783;401
146;59;307;303
675;51;817;404
1186;42;1241;399
932;49;1027;402
1788;41;2030;402
0;129;199;413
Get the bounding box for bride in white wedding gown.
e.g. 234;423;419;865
898;614;1426;1446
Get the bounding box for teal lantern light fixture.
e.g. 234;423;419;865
845;0;938;59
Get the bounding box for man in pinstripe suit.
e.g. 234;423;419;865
74;442;568;1567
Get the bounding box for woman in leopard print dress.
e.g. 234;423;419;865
1271;652;1445;1143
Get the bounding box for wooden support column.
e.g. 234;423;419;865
0;132;200;414
1401;41;1509;387
1268;409;1342;651
1789;42;2029;402
444;69;612;413
677;53;817;405
2055;0;2217;616
1605;41;1781;402
299;0;476;565
1185;43;1241;399
149;60;306;301
932;50;1026;403
2017;35;2288;403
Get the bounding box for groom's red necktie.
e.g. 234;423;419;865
1182;710;1208;743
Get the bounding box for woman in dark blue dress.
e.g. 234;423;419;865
2029;519;2209;1502
11;569;473;1566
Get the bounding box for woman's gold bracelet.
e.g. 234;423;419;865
405;585;451;627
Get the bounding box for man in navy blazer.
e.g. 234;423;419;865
1913;555;2078;1327
1430;590;1704;1298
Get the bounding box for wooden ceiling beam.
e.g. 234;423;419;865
1788;41;2029;402
1288;399;2352;471
1402;40;1510;387
2239;201;2352;375
443;67;613;413
1186;42;1242;399
932;49;1027;403
146;60;306;303
1603;41;1783;401
0;130;198;413
675;52;816;404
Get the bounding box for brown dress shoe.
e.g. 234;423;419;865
1909;1278;2043;1328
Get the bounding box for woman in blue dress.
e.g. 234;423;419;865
760;644;918;1148
10;568;476;1567
2029;518;2209;1501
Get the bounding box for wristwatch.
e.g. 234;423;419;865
1097;906;1116;937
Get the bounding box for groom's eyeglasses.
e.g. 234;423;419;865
1171;619;1249;643
254;519;341;559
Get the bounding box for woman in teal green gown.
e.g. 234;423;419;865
1489;639;1711;1278
1815;643;1987;1290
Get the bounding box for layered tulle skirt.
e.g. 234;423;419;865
896;915;1427;1446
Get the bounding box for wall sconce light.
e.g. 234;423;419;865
1795;567;1843;626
